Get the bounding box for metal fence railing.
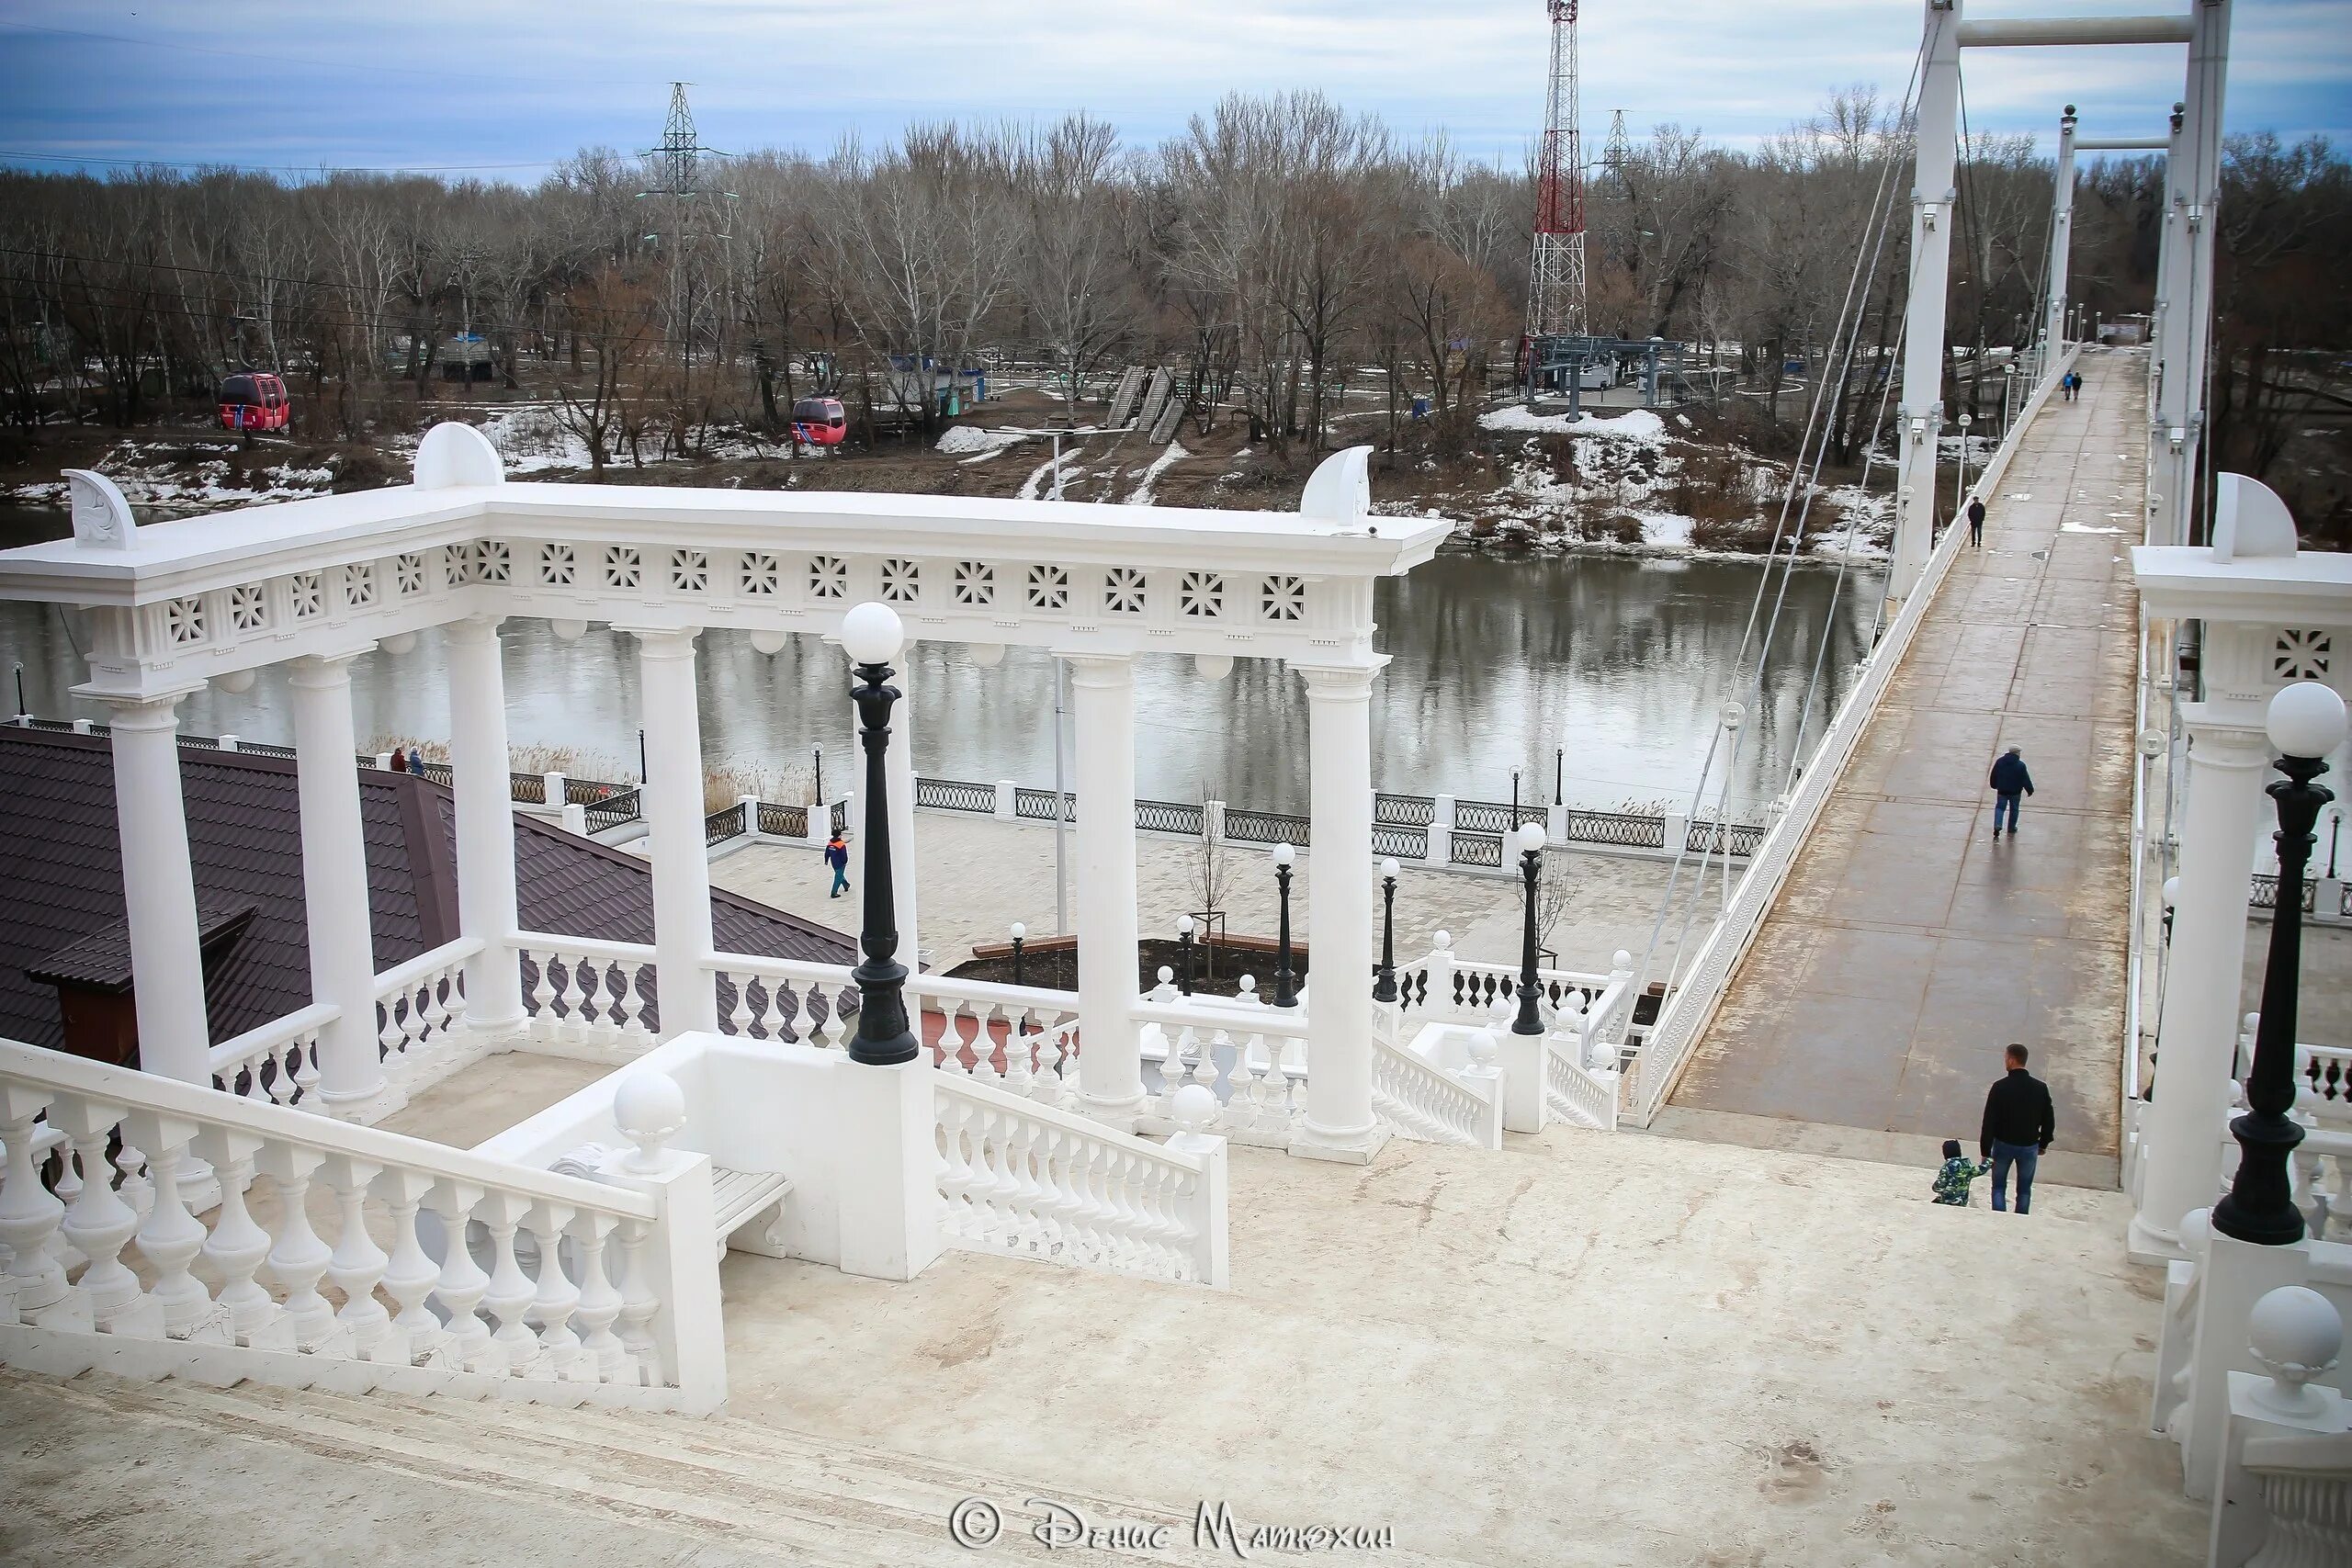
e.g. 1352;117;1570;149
1448;830;1502;868
1014;786;1074;823
1373;823;1430;861
583;788;642;835
913;776;997;814
757;801;808;838
1223;807;1309;847
2250;874;2319;915
1453;797;1547;835
1374;792;1436;828
509;773;546;806
704;802;747;847
1566;807;1668;851
1136;799;1206;837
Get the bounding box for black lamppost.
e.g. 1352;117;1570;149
1009;921;1026;988
813;744;823;806
2161;876;2177;947
1554;747;1564;807
1511;823;1547;1038
1373;857;1400;1003
842;604;919;1066
1271;841;1299;1008
1177;915;1195;997
2212;682;2346;1247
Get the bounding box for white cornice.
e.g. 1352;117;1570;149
2131;546;2352;626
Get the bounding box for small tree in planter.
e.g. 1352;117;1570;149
1187;808;1232;983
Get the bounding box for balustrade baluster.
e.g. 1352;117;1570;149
819;986;851;1051
320;1154;392;1353
556;954;589;1040
375;1170;440;1364
570;1211;626;1383
256;1144;339;1351
420;976;453;1063
50;1094;147;1333
775;977;806;1045
726;971;753;1037
528;948;557;1025
612;1219;661;1384
192;1128;289;1349
125;1114;217;1340
615;964;649;1043
0;1090;78;1326
526;1200;584;1379
426;1179;496;1371
114;1145;153;1218
480;1194;544;1373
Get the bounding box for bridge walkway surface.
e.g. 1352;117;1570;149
1659;350;2141;1189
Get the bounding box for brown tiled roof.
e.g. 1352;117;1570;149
0;728;853;1055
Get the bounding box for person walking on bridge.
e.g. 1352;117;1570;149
1981;1043;2055;1213
1966;495;1985;548
1987;746;2033;839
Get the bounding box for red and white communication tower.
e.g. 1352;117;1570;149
1527;0;1589;342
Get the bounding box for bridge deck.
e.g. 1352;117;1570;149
1664;352;2140;1185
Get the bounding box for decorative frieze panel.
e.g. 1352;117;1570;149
1103;566;1147;616
537;543;575;587
342;561;377;609
289;571;323;620
1261;574;1306;623
1026;564;1069;611
808;554;848;601
227;583;268;633
394;554;427;598
1179;570;1225;620
164;596;207;645
741;551;781;597
669;548;709;594
881;557;920;605
602;547;642;591
954;561;995;607
2275;628;2332;682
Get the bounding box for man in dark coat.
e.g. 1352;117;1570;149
1987;746;2033;838
1966;495;1986;547
1981;1043;2055;1213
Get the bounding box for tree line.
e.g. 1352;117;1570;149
0;90;2342;517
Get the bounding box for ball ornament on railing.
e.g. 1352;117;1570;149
1611;949;1633;972
2267;681;2348;761
840;601;906;666
1466;1030;1499;1076
615;1071;688;1173
1170;1084;1217;1137
2247;1285;2344;1418
2180;1206;2212;1258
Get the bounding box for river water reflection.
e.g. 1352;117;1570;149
0;551;1883;818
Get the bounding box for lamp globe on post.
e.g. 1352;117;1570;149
841;603;919;1066
1511;822;1548;1037
1177;914;1196;997
1374;857;1401;1003
1009;921;1026;989
1271;841;1299;1009
2212;681;2346;1247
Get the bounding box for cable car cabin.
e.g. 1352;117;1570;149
217;373;290;434
791;397;847;446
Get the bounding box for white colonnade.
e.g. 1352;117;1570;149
1065;653;1145;1126
287;653;385;1111
629;627;719;1036
447;616;526;1034
104;695;210;1085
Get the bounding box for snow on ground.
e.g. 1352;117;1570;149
6;439;342;513
1638;513;1695;548
481;407;596;474
935;426;1028;458
1123;443;1189;505
1478;406;1667;441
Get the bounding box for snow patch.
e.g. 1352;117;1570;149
481;407;595;474
1124;444;1189;505
2060;521;2127;535
936;425;1026;457
1477;406;1667;441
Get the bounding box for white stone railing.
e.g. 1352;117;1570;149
208;1002;334;1110
910;973;1083;1090
1545;1035;1621;1133
707;953;855;1051
1624;347;2083;1126
518;933;660;1057
375;937;482;1086
933;1071;1227;1287
0;1034;723;1411
1372;1026;1502;1148
1395;932;1616;1026
1131;989;1311;1150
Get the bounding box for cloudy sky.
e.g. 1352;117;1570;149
3;0;2347;179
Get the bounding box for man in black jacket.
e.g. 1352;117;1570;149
1981;1043;2055;1213
1966;495;1986;547
1987;747;2033;839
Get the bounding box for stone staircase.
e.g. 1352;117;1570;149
0;1365;1476;1567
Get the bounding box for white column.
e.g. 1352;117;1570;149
445;617;525;1033
2042;106;2078;358
2149;101;2189;546
105;695;209;1084
1064;653;1143;1125
1293;662;1388;1165
2132;705;2271;1262
633;628;718;1037
288;654;383;1111
2154;2;2234;549
1887;0;1964;604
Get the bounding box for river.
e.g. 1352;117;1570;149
0;549;1885;819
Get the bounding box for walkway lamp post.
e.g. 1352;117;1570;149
1955;412;1973;515
842;603;919;1066
2211;682;2346;1247
2002;363;2017;442
1374;858;1400;1003
1177;915;1195;998
1511;824;1547;1038
1271;841;1299;1009
1009;921;1026;988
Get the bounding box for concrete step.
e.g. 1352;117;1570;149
6;1364;1472;1566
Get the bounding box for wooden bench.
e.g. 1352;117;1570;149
708;1166;793;1260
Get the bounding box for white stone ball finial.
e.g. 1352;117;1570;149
840;601;905;666
1431;930;1453;952
2247;1285;2343;1419
2267;681;2347;761
1158;965;1175;985
1170;1083;1217;1137
2179;1206;2213;1259
1465;1030;1499;1076
614;1071;688;1174
1611;949;1633;973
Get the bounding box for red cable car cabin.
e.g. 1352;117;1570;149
791;397;847;446
218;372;291;434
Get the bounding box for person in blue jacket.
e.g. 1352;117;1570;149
824;830;851;898
1988;747;2034;838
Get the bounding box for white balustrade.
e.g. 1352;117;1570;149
1544;1034;1622;1133
519;933;660;1058
1372;1027;1503;1148
374;938;483;1086
933;1073;1227;1287
1129;987;1308;1150
0;1034;721;1409
208;1004;334;1111
706;953;857;1052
